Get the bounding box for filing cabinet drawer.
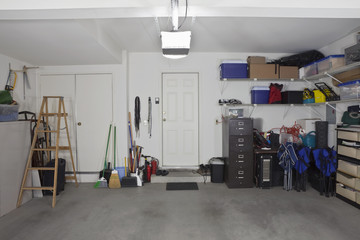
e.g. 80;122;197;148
229;151;253;167
229;136;253;151
226;167;253;188
338;145;360;160
229;119;252;135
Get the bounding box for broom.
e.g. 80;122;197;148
94;124;112;188
109;125;121;188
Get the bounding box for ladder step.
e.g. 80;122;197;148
28;167;55;171
40;113;68;117
65;176;76;180
22;187;54;191
33;146;70;151
37;130;58;133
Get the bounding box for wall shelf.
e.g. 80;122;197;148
219;98;360;107
220;78;301;82
302;62;360;81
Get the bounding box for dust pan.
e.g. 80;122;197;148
109;125;121;189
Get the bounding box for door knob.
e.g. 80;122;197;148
77;122;82;126
163;118;166;122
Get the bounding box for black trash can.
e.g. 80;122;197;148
43;158;66;195
210;158;224;183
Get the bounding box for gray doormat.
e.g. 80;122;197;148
166;182;199;191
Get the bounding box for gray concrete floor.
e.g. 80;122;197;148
1;183;359;240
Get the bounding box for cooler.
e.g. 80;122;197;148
251;86;270;104
220;61;248;79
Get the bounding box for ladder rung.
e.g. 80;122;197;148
33;146;70;151
37;130;58;133
43;96;63;99
28;167;55;171
22;187;54;190
65;176;76;180
40;113;68;117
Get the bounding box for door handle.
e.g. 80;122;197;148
163;118;166;122
77;122;82;126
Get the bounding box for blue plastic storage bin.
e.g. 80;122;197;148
220;61;248;79
0;104;19;122
251;86;270;104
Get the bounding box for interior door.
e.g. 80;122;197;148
162;73;199;167
40;73;113;182
75;74;113;174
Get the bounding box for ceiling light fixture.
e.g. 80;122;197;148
161;0;191;59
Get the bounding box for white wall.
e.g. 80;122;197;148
0;53;37;113
128;52;312;166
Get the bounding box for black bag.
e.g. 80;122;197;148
43;158;66;195
254;129;271;149
269;131;280;149
274;50;325;68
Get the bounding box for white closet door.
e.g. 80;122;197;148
75;74;113;173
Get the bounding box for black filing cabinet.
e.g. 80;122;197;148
223;118;253;188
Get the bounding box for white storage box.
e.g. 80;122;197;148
336;183;358;202
338;80;360;100
336;172;360;190
297;118;320;133
317;55;345;74
338;160;360;177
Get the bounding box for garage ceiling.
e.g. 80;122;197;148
0;1;360;66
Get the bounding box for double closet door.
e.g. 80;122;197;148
40;74;112;182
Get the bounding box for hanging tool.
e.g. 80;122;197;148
148;97;152;138
135;96;141;137
5;68;17;91
94;124;112;188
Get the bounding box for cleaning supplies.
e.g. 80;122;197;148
94;124;112;188
109;125;121;189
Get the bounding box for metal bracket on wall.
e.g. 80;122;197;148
325;72;342;84
249;105;257;117
283;104;295;119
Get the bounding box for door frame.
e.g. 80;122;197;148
161;72;200;168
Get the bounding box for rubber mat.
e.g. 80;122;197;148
166;182;199;191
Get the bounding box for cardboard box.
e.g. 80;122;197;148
332;67;360;86
247;56;266;64
248;64;279;79
279;66;299;79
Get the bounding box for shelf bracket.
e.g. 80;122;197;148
249;105;257;117
325;72;342;84
283;104;294;119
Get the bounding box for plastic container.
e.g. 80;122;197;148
338;80;360;100
115;167;126;181
0;104;19;122
210;158;224;183
251;86;270;104
303;62;318;77
220;60;248;79
317;55;345;74
313;90;326;103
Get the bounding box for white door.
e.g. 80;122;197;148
75;74;113;173
162;73;199;167
40;74;113;181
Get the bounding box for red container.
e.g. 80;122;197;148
151;159;158;175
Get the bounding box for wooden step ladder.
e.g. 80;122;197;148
17;96;78;208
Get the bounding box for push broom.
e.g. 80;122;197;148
94;124;112;188
109;125;121;188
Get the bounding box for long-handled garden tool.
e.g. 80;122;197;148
109;125;121;189
94;124;112;188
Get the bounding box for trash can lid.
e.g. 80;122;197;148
210;158;224;165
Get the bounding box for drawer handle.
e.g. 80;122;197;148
238;154;244;159
236;160;244;163
237;144;244;147
238;138;244;143
236;127;244;130
238;122;244;126
237;177;244;179
238;171;244;174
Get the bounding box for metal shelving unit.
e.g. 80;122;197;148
220;78;301;82
302;62;360;81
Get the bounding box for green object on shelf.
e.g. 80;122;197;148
0;90;12;104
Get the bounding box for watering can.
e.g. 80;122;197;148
299;131;316;148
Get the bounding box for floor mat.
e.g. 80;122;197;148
166;182;199;191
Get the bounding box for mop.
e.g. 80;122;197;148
94;124;112;188
109;125;121;189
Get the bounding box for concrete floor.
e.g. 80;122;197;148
0;183;359;240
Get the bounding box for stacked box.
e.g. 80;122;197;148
317;55;345;74
338;80;360;100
